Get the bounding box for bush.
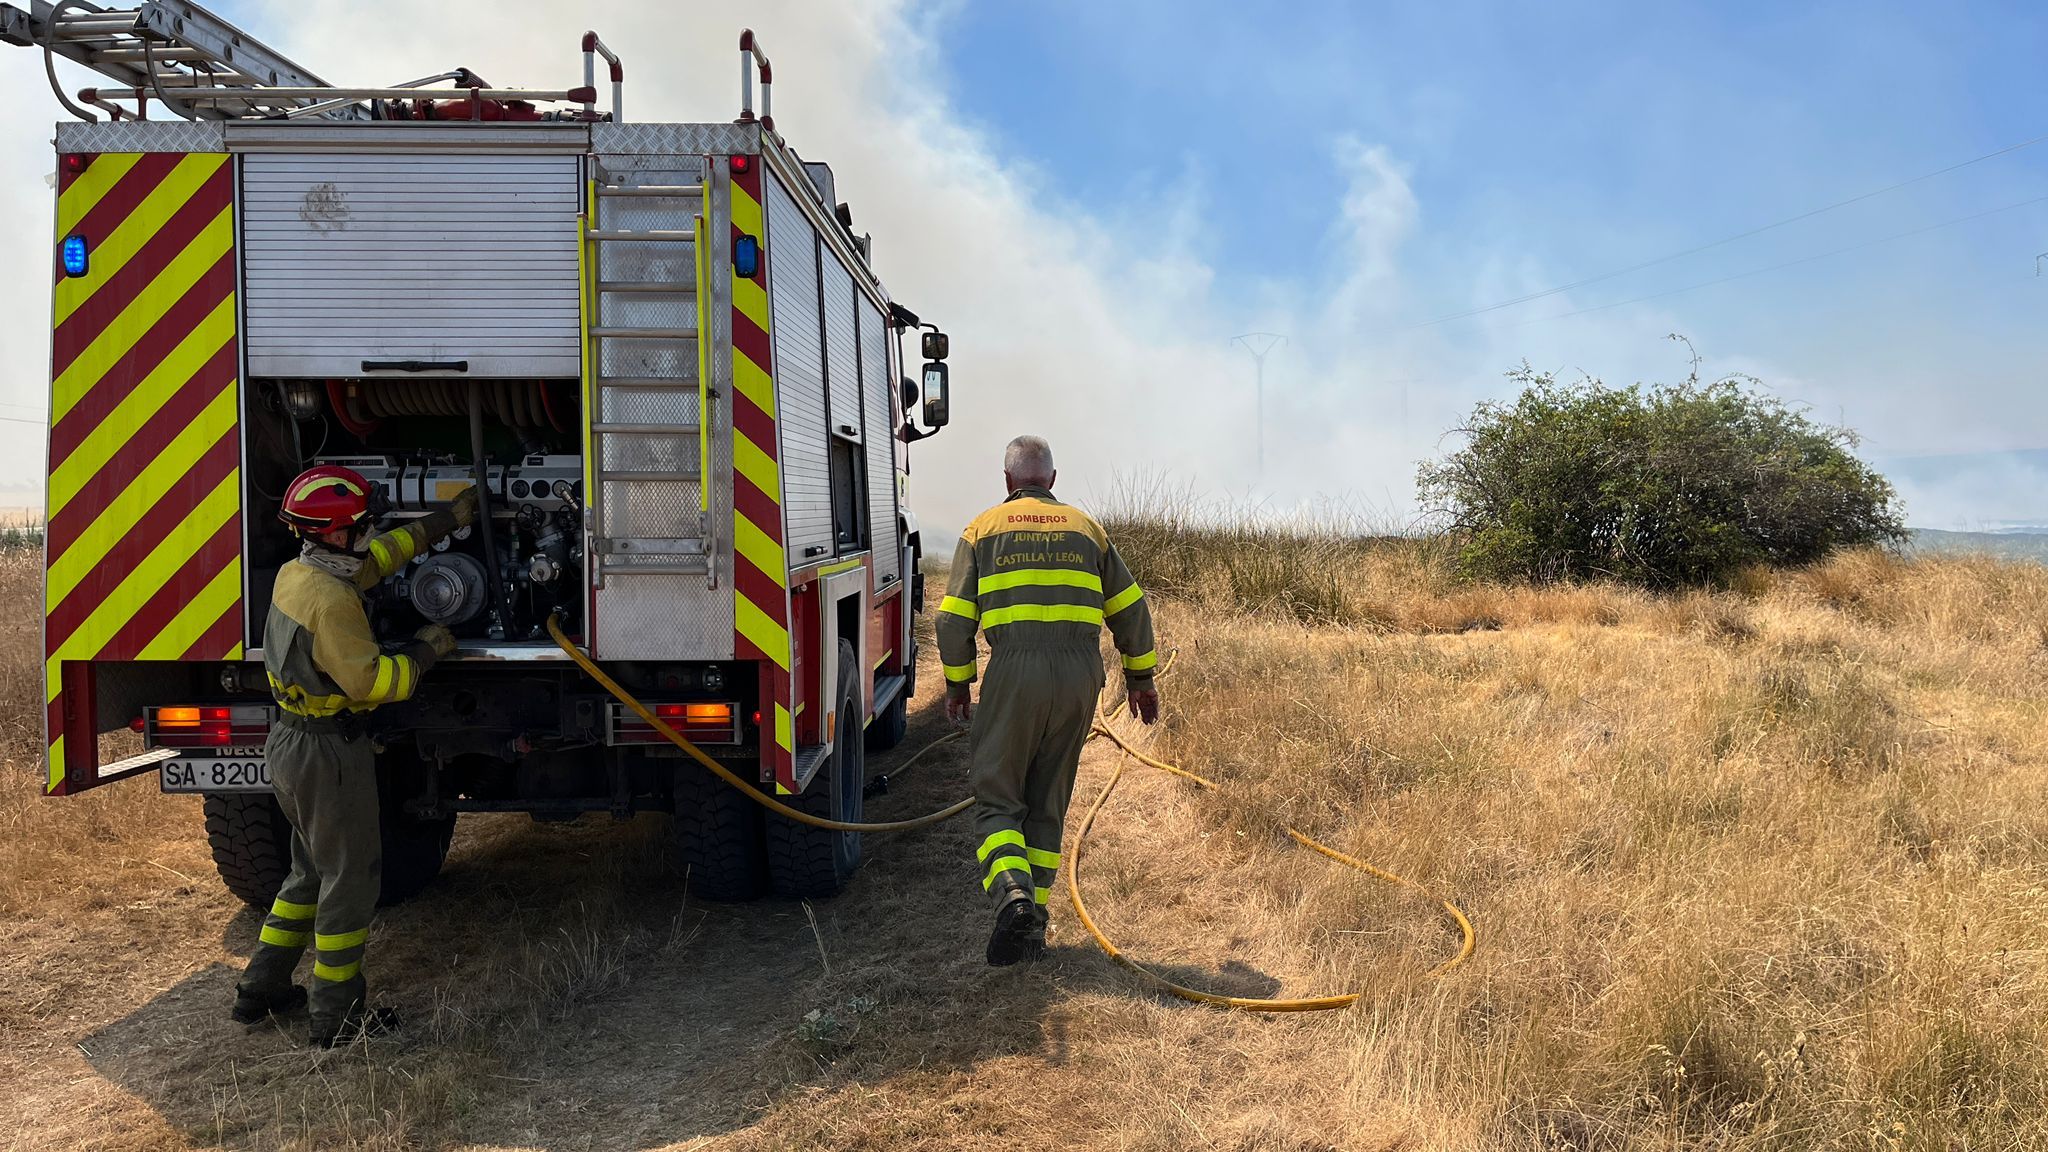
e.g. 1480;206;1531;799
1417;365;1907;586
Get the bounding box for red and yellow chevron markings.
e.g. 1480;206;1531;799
43;151;244;794
727;159;796;791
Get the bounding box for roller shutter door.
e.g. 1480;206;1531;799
766;170;833;563
241;153;581;377
860;296;901;585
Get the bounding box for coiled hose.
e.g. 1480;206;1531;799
546;616;1475;1008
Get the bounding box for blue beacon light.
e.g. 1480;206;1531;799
61;235;89;278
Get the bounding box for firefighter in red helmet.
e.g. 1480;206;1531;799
232;464;477;1048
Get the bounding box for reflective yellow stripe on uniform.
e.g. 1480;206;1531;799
982;855;1032;890
270;897;316;920
394;654;415;702
980;603;1104;629
367;530;418;574
368;655;398;701
1033;886;1052;905
1026;846;1060;869
939;595;980;621
944;661;977;683
268;671;348;718
976;829;1027;862
259;925;308;948
977;568;1103;596
315;928;370;951
312;960;362;982
1104;583;1145;617
1123;649;1159;672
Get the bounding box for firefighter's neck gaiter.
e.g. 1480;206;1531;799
299;543;364;582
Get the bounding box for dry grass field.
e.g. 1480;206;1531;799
1;529;2045;1150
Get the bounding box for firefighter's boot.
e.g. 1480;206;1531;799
231;981;307;1025
986;892;1046;967
311;1004;400;1050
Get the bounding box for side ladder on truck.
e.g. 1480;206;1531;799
585;166;716;586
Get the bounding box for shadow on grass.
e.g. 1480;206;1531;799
75;686;1277;1150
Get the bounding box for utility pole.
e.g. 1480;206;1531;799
1232;332;1285;477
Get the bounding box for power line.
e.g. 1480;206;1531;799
0;415;46;427
1473;190;2048;333
1408;130;2048;330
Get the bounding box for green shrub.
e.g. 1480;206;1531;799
1417;365;1906;586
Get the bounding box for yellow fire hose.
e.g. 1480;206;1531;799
545;616;1474;1008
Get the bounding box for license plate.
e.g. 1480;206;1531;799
160;747;271;793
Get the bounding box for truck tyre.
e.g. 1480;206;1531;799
202;769;456;910
864;690;908;752
375;748;457;906
669;760;768;901
203;793;293;909
765;639;864;897
866;635;917;752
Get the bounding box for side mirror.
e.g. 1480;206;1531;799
921;362;950;428
921;330;949;361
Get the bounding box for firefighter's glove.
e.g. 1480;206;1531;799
1128;687;1161;726
945;683;974;725
417;624;458;658
449;486;481;528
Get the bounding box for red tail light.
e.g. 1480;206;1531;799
728;154;751;175
147;704;270;749
63;152;92;175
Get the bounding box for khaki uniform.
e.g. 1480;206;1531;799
240;513;452;1033
936;486;1157;911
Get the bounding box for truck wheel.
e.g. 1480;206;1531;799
765;639;864;897
376;751;456;907
378;810;456;907
864;690;908;752
203;793;293;909
203;776;454;911
669;759;767;901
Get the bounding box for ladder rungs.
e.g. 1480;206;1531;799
590;326;695;340
592;422;701;435
600;562;713;576
598;281;697;294
597;185;705;198
586;229;696;243
599;539;708;555
598;470;703;482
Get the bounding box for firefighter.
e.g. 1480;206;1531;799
231;465;477;1047
937;435;1161;966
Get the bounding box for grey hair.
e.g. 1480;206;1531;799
1003;435;1055;485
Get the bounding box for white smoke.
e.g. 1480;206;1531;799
0;1;2019;538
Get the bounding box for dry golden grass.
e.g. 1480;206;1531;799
2;535;2046;1149
1105;533;2048;1149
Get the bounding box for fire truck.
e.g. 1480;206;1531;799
5;2;954;903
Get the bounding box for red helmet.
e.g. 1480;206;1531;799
280;465;373;536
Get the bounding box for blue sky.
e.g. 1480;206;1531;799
934;0;2048;333
3;0;2046;529
907;0;2048;525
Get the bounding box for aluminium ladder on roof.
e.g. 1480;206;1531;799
0;0;367;121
